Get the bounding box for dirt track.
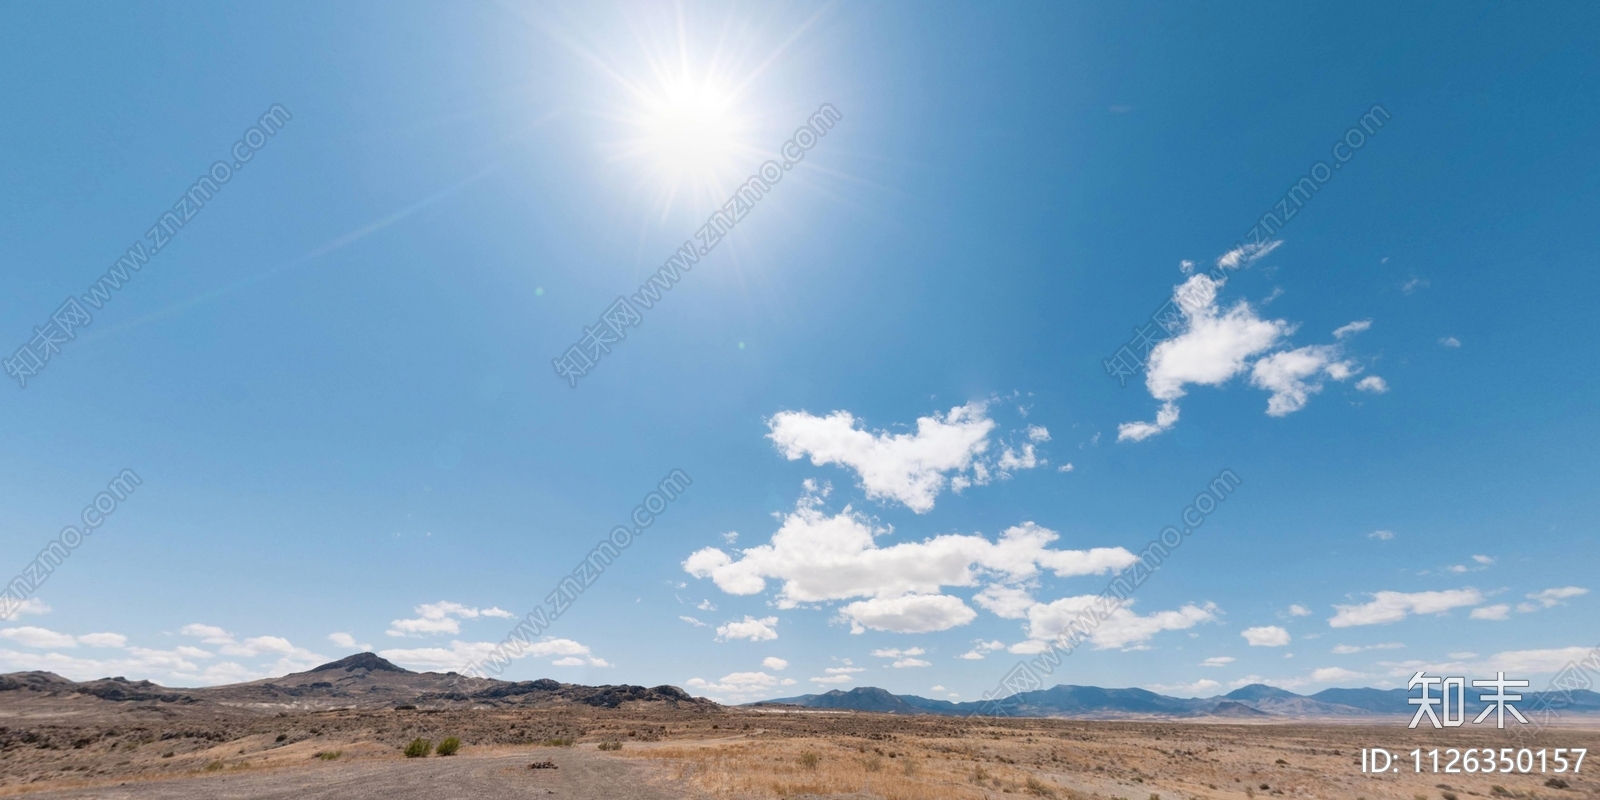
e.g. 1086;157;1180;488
15;748;699;800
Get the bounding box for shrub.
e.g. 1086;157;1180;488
203;760;226;772
314;751;341;761
436;737;461;757
597;741;622;751
1024;775;1058;797
1441;793;1458;800
1546;778;1570;789
799;751;819;769
404;738;432;758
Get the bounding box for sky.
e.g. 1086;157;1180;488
1;1;1598;705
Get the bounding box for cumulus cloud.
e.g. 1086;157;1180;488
1;626;78;649
1018;597;1218;651
762;657;789;671
1119;246;1381;440
973;584;1038;620
1521;586;1588;611
386;601;510;637
1200;656;1236;667
1439;336;1461;348
1287;605;1312;617
841;594;976;634
1250;345;1361;416
379;637;602;671
326;632;371;651
0;598;50;621
685;496;1135;636
765;403;1047;513
685;671;794;698
77;632;128;649
1328;588;1484;627
1356;376;1389;393
179;623;234;645
1470;604;1511;621
1242;626;1291;647
715;616;779;642
957;640;1006;660
870;647;925;658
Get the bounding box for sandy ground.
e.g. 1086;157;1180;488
10;747;701;800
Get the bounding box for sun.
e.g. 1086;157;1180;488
634;77;742;180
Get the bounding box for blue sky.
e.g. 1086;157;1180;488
1;1;1597;703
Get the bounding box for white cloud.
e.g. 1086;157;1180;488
1524;586;1588;609
1401;277;1429;294
1147;678;1222;697
870;647;926;658
1200;656;1236;667
1120;248;1381;439
179;623;234;645
1021;597;1218;651
931;684;946;691
684;498;1135;617
1057;463;1075;473
1216;240;1282;270
1288;604;1312;617
762;656;789;671
480;607;515;618
809;673;856;684
1355;375;1389;393
1470;604;1511;621
679;615;709;628
1026;425;1050;442
715;616;779;642
386;601;507;637
1472;555;1495;565
686;671;790;698
1249;345;1361;416
0;598;50;621
77;632;128;648
1328;588;1484;627
326;632;371;651
379;637;598;672
765;403;1004;513
891;658;931;668
1309;666;1365;684
1;626;78;649
696;599;717;611
973;584;1037;619
1333;319;1372;339
1439;336;1461;348
840;594;976;634
1330;642;1403;654
1242;626;1291;647
1486;646;1595;675
958;639;1006;660
1368;530;1394;541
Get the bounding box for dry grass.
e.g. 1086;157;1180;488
625;738;1079;800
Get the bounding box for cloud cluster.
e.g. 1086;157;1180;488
378;637;605;671
684;495;1136;635
386;601;514;637
1328;589;1484;628
1119;245;1383;441
766;403;1045;513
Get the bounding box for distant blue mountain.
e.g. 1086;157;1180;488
756;683;1600;719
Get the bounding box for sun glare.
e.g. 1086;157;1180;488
636;78;742;178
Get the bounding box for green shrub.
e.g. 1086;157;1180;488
203;760;226;772
799;751;819;769
404;738;432;758
314;750;341;761
436;737;461;756
597;741;622;751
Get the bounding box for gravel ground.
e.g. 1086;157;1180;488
13;748;698;800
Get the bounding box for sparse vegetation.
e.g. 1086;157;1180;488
435;737;461;756
540;737;575;747
203;760;226;771
597;740;623;751
799;750;820;768
1546;777;1570;789
314;750;341;761
1025;775;1058;797
403;738;432;758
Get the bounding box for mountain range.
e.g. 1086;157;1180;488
757;682;1600;719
